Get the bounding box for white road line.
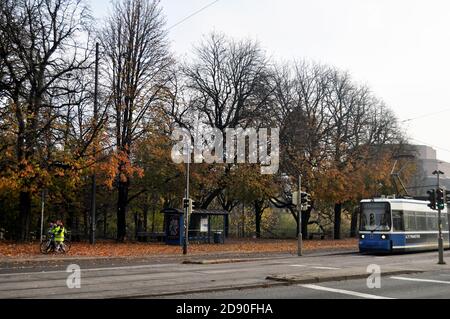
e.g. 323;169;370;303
289;265;307;267
300;284;394;299
0;263;178;277
311;266;341;270
391;276;450;285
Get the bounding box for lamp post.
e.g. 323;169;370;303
297;175;303;256
433;170;446;265
40;189;47;242
90;42;100;245
183;147;190;255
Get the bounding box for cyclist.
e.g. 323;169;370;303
47;222;56;250
53;220;66;252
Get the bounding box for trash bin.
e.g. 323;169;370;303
213;231;223;244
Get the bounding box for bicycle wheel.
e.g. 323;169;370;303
62;239;71;253
40;240;52;254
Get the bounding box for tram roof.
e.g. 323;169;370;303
361;198;429;205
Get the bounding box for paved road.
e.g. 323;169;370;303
1;250;450;298
170;270;450;299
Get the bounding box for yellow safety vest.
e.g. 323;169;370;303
54;226;65;242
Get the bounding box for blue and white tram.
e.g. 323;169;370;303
359;198;450;253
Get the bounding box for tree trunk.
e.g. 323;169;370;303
134;212;138;240
255;213;261;238
224;215;229;238
104;211;107;239
117;180;129;242
143;202;148;232
334;202;342;240
288;207;300;239
301;210;311;240
83;209;89;238
254;201;263;238
18;191;31;241
350;206;359;238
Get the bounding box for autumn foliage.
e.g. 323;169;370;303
0;0;409;244
0;239;357;259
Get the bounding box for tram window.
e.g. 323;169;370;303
427;214;438;231
416;212;427;231
360;202;391;231
442;214;449;230
404;211;416;231
392;210;404;231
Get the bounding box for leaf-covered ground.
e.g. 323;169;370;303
0;238;358;259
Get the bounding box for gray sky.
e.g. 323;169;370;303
89;0;450;162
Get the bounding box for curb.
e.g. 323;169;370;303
113;282;291;299
266;269;423;284
182;256;288;265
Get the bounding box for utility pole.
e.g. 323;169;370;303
40;189;46;243
90;42;100;245
433;170;446;265
297;175;302;256
183;153;190;255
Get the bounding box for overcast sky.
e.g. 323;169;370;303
89;0;450;162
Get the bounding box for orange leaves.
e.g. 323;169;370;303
97;149;145;189
0;239;358;259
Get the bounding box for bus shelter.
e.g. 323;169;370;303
161;208;228;245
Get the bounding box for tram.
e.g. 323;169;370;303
359;198;450;253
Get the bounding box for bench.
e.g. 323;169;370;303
308;232;325;240
136;232;165;242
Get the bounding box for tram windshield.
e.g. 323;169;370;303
360;202;391;231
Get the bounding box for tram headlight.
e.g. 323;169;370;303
361;234;365;239
381;234;387;240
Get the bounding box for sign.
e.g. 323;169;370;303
167;214;180;240
200;217;208;232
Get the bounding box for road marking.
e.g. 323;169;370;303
311;266;341;270
0;263;178;277
300;284;394;299
391;276;450;285
289;265;307;268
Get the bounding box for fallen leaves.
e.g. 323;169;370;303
0;238;358;259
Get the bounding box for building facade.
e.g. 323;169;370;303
408;145;450;196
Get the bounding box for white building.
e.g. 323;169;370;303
408;145;450;196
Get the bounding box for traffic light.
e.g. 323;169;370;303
183;198;194;214
300;192;312;211
192;200;200;211
183;198;190;209
436;188;445;210
427;189;436;210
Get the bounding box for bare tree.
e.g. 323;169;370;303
180;32;272;212
184;32;272;131
0;0;92;240
100;0;172;241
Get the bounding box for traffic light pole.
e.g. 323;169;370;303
434;170;446;265
297;175;302;256
183;158;190;255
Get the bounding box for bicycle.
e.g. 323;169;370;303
40;232;71;254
